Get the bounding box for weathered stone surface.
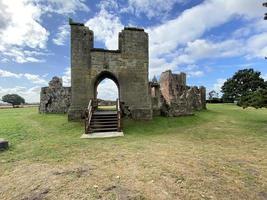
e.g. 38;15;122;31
68;24;152;120
157;70;206;117
0;139;9;150
42;24;206;120
39;77;71;113
150;79;162;116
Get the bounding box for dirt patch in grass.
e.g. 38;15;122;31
22;188;50;200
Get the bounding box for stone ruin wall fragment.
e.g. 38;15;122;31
156;70;206;117
39;77;71;114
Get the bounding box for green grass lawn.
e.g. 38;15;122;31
0;104;266;200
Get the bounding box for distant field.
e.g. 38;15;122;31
0;105;38;109
98;105;116;110
0;104;266;199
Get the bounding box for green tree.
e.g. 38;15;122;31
208;90;219;100
239;88;267;109
221;69;266;103
1;94;25;107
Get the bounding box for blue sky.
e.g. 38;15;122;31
0;0;267;102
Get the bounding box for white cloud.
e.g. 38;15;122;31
148;38;246;76
62;67;71;86
233;20;267;39
24;73;47;84
1;47;47;63
262;74;267;81
0;68;47;102
173;64;205;78
184;39;244;61
84;0;266;81
168;32;267;68
123;0;184;19
0;69;21;78
0;0;89;63
53;24;70;46
97;0;119;12
213;78;226;92
0;0;49;63
246;32;267;59
147;0;265;76
0;86;41;103
36;0;89;15
97;79;118;100
85;8;123;50
0;69;47;84
187;70;204;78
0;0;10;30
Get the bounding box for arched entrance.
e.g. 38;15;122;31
82;71;121;134
93;71;120;101
68;24;153;121
96;79;118;101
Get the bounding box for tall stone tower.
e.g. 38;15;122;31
68;19;152;120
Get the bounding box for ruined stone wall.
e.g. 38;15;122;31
39;77;71;113
159;70;206;117
68;21;152;120
149;80;162;116
64;20;207;121
160;70;186;104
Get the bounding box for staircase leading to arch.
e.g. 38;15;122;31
90;110;118;132
84;99;122;134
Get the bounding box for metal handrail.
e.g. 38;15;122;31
85;99;93;134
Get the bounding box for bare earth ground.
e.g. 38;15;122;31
0;104;266;200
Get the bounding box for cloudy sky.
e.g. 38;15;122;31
0;0;267;102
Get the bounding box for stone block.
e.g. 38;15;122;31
131;109;153;120
0;139;9;150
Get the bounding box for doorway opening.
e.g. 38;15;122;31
94;71;119;110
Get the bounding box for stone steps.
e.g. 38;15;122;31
89;110;119;133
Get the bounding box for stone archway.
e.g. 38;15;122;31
68;22;153;121
93;71;120;100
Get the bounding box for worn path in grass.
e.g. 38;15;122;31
0;104;266;200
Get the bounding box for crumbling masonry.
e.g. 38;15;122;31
39;20;206;119
39;77;71;113
155;70;206;117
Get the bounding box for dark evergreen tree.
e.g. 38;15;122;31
2;94;25;107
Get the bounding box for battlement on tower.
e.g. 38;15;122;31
69;19;147;55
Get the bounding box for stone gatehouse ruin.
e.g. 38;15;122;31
40;19;206;121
